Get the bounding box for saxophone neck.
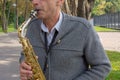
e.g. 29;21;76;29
18;10;38;38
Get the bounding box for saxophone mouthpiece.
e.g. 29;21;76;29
35;9;40;11
30;9;39;18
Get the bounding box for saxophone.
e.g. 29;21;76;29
18;10;46;80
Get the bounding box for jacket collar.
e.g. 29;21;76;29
54;12;75;45
37;12;74;46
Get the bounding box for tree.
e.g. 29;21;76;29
0;0;33;31
1;0;8;33
92;0;120;16
15;0;18;29
105;0;120;13
62;0;78;16
62;0;95;20
17;0;33;23
92;0;106;16
77;0;95;20
0;0;2;25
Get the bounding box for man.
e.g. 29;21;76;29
19;0;111;80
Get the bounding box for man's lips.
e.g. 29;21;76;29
35;8;40;11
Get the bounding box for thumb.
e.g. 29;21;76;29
36;56;38;59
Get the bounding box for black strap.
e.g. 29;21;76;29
44;32;48;54
43;30;58;72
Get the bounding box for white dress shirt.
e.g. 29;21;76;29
41;12;63;46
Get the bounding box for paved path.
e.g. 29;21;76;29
98;32;120;52
0;32;21;80
0;32;120;80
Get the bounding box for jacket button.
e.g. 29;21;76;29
46;64;49;68
57;39;61;44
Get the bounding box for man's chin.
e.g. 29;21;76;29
36;12;43;18
37;15;44;19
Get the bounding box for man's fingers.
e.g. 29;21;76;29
20;61;33;80
20;61;31;70
20;69;32;80
20;68;32;74
20;76;28;80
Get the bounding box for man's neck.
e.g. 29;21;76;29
43;11;60;32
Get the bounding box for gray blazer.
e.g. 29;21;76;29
20;13;111;80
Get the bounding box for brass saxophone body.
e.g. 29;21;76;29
18;10;46;80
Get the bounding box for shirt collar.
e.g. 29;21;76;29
41;12;63;33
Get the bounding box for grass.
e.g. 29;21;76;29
0;24;17;34
94;26;120;32
8;24;17;32
94;26;120;80
105;51;120;80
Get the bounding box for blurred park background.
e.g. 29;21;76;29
0;0;120;80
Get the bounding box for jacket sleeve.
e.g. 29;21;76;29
19;52;25;63
74;26;111;80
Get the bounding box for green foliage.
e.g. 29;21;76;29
0;0;33;26
105;51;120;80
0;23;16;33
8;24;17;32
92;0;106;15
92;0;120;16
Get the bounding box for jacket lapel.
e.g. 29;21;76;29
36;13;75;46
54;13;74;44
35;19;45;46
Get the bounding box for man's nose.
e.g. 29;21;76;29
31;0;39;5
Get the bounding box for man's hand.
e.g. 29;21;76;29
20;61;33;80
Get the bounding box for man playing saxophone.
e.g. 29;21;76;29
19;0;111;80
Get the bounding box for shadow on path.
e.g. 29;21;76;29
0;32;21;80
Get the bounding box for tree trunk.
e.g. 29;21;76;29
15;0;18;29
24;0;29;20
0;1;2;26
2;0;7;33
62;0;78;16
62;0;71;15
62;0;95;20
77;0;95;20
